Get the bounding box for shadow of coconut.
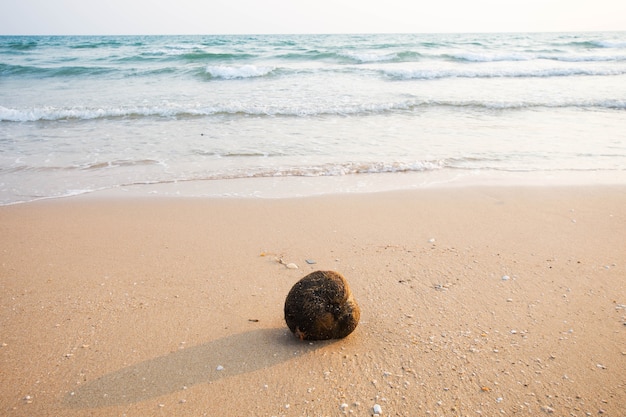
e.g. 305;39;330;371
64;327;330;408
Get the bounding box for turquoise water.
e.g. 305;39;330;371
1;32;625;203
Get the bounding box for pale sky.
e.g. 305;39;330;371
1;0;625;35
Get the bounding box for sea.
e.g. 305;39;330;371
1;32;625;204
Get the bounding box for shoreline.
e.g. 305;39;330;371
5;168;626;206
1;185;625;415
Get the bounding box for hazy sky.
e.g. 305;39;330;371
2;0;625;35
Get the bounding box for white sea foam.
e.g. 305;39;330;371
446;51;626;63
0;105;179;122
2;96;625;123
205;64;275;79
552;54;626;62
380;65;626;80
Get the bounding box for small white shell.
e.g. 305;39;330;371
373;404;382;414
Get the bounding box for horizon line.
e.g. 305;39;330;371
1;29;625;37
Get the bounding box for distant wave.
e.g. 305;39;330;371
3;32;626;83
442;51;626;63
381;65;626;80
2;40;38;51
278;48;626;65
69;40;123;49
443;52;531;62
0;63;115;77
128;50;256;62
339;51;398;63
275;50;325;60
593;40;626;48
181;51;255;61
3;99;624;122
3;57;624;82
0;62;321;80
564;39;626;49
547;54;626;62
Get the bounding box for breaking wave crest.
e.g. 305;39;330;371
3;99;624;122
381;66;626;80
205;64;276;79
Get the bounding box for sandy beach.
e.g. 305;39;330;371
1;185;625;416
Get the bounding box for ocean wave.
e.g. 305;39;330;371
70;156;621;183
205;64;276;79
339;51;399;63
131;49;255;62
277;50;339;62
4;156;624;205
579;39;626;49
0;105;198;121
547;54;626;62
238;160;445;178
69;39;123;49
2;39;38;51
2;98;624;122
0;62;114;77
167;158;626;182
0;63;35;76
593;40;626;48
0;160;445;205
0;158;473;185
381;65;626;80
117;47;422;66
0;159;163;174
338;50;425;64
445;52;532;62
181;51;255;62
444;51;626;63
192;149;286;158
80;159;163;170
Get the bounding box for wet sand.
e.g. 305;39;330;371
1;186;625;416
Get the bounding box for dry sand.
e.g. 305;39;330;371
1;186;625;416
